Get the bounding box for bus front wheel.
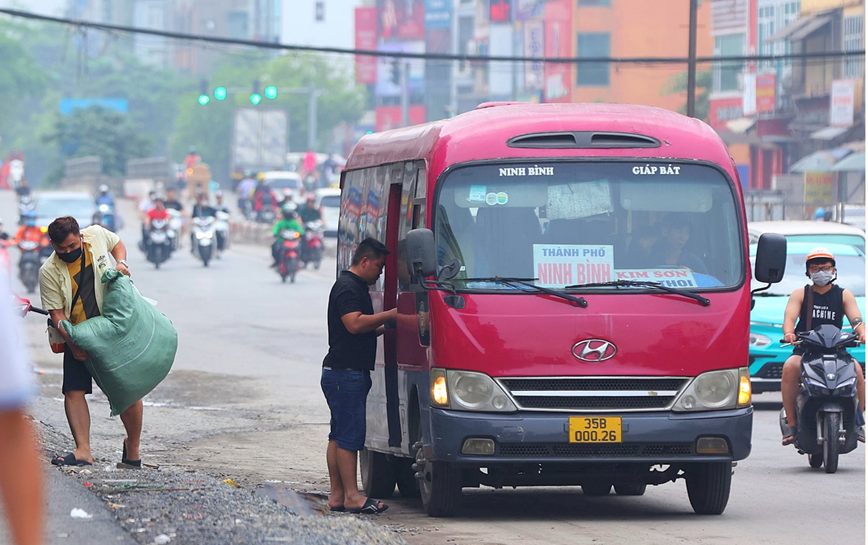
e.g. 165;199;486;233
360;448;396;499
685;462;732;515
417;452;461;517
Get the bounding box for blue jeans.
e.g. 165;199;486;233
321;368;372;452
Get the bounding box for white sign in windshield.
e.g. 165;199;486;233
533;244;614;288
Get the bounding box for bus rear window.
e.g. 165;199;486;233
435;161;744;290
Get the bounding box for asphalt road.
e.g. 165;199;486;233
1;189;864;545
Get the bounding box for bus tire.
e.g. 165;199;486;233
614;483;646;496
420;461;461;517
360;448;396;499
686;462;731;515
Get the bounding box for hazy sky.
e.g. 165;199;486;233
0;0;67;17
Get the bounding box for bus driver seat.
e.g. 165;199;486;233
473;207;541;278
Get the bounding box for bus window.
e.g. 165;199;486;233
435;161;743;290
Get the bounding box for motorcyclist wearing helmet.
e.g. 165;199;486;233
12;212;51;258
95;184;115;207
299;194;323;224
781;247;866;446
271;204;306;267
0;217;9;242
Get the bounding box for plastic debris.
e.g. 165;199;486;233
70;508;92;519
223;478;241;488
154;535;171;544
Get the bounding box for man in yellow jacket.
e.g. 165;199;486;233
39;215;143;467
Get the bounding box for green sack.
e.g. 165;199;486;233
61;269;178;416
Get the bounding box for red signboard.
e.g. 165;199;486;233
378;0;425;39
355;8;377;84
376;105;427;132
490;0;511;22
756;73;776;114
544;0;572;103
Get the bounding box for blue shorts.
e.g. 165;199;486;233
321;368;372;452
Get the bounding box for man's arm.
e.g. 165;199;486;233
110;239;130;276
341;308;398;335
48;309;88;361
843;289;866;343
783;288;804;343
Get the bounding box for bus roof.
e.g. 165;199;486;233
345;103;733;173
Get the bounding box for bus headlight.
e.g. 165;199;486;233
429;368;517;413
673;368;748;412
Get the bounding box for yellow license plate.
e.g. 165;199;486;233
568;416;622;443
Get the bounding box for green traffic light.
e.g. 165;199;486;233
264;85;278;99
198;94;210;105
250;93;262;105
214;87;227;100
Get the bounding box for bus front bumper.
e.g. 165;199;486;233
428;407;753;465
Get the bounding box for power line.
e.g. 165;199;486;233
0;7;863;66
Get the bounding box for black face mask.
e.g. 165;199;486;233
57;247;82;263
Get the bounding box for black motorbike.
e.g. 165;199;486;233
145;219;172;269
779;324;863;473
16;239;42;293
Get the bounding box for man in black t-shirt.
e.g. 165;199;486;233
321;238;396;514
781;248;866;446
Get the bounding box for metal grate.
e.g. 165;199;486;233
498;443;693;458
519;396;672;410
502;378;685;392
757;363;784;379
500;377;689;412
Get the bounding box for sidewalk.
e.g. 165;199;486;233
0;465;135;545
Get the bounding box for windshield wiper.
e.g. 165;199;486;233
565;279;710;307
460;277;588;308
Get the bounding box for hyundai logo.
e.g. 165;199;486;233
572;339;617;362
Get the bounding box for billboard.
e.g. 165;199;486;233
524;20;544;91
378;0;425;39
756;73;776;114
425;0;451;29
830;79;856;127
355;8;378;85
544;0;572;103
376;105;427;132
516;0;544;20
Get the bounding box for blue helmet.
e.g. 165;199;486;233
814;207;826;220
23;211;37;226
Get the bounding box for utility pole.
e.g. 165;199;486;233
401;62;409;127
307;88;320;151
686;0;698;118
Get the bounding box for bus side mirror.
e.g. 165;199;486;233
754;233;787;284
406;228;437;279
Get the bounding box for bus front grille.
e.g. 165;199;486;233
499;377;690;412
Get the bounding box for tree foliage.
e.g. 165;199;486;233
43;106;153;176
172;52;367;178
663;69;712;122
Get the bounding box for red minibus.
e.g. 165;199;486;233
338;102;785;517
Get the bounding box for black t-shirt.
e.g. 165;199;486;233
795;284;844;332
324;270;377;370
164;200;183;212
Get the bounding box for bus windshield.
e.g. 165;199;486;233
435;161;744;291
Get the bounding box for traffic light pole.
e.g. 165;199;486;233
686;0;698;118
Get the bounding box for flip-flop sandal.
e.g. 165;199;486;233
858;426;865;443
120;440;142;469
328;505;346;512
51;453;92;466
347;498;388;514
781;424;797;446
